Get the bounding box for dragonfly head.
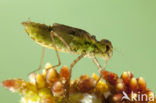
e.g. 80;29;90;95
99;39;113;60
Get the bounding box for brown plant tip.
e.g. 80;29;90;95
2;63;156;103
76;75;96;93
101;69;118;85
2;80;16;88
60;66;70;80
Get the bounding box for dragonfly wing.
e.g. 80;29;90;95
52;23;93;41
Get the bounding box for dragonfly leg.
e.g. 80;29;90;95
45;31;72;84
65;53;85;97
49;31;72;68
92;56;109;89
69;53;85;77
50;31;86;96
103;60;108;70
51;31;71;51
28;47;46;75
93;56;102;73
50;31;61;68
92;56;103;88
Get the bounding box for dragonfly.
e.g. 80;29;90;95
22;20;113;82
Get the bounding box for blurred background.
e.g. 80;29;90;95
0;0;156;102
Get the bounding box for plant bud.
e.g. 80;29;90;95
138;77;146;90
52;81;65;97
36;74;46;88
130;77;137;91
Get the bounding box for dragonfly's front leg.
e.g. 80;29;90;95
93;56;102;73
50;31;85;97
49;31;72;68
92;56;109;88
50;31;61;68
92;56;102;87
44;31;72;83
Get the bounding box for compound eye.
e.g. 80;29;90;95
105;45;110;52
91;35;96;39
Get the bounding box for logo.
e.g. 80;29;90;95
121;91;154;102
121;91;131;101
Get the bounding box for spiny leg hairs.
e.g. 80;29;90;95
2;63;156;103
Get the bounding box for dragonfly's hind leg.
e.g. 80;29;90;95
28;47;46;75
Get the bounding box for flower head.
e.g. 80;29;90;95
2;63;156;103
